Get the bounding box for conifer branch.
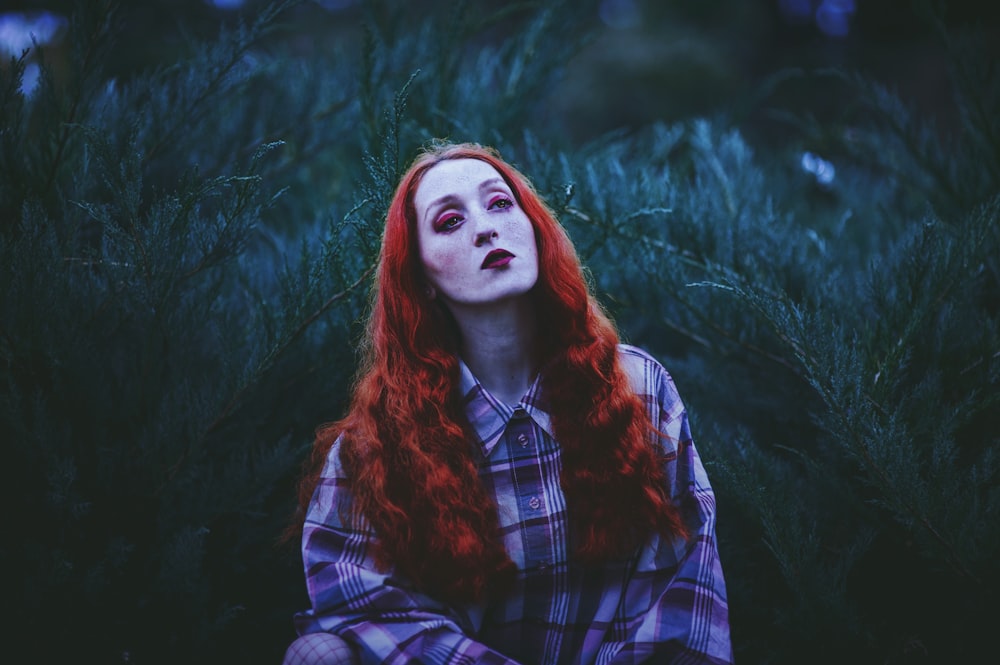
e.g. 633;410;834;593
563;205;704;272
730;280;985;586
675;293;803;376
156;263;375;495
959;350;1000;376
690;122;738;217
280;264;375;359
847;72;963;209
824;385;984;586
658;302;801;378
42;1;117;200
212;264;375;427
658;316;713;351
142;0;299;166
927;12;1000;185
567;203;803;374
235;96;353;163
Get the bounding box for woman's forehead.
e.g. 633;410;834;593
413;159;508;211
419;158;503;189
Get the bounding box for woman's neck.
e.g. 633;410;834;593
449;297;539;405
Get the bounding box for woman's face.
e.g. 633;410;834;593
413;158;539;311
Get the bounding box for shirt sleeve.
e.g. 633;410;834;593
608;348;733;665
293;437;522;665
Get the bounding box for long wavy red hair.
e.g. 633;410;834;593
293;142;686;604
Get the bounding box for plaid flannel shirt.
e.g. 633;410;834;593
293;344;732;664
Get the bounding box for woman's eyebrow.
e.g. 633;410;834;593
423;194;460;223
479;177;508;191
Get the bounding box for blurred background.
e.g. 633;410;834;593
4;0;999;145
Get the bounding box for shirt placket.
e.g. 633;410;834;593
506;407;551;570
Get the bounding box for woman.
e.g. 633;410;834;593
283;142;732;664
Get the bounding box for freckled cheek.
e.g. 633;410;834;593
504;214;528;233
507;215;537;253
420;247;465;281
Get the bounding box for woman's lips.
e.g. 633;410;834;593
481;249;514;269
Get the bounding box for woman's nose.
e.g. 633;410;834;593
474;226;499;247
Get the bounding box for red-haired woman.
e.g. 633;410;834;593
282;142;732;665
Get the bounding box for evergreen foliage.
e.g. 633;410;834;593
0;1;996;664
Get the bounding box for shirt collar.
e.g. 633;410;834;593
458;357;555;456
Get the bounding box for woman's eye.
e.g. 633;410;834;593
435;215;462;231
489;197;513;210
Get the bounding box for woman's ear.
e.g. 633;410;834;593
423;284;437;300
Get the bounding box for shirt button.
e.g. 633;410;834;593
528;496;541;510
517;433;529;448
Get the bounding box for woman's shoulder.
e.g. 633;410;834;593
616;343;668;379
616;343;682;403
305;433;361;529
320;432;350;480
617;342;660;364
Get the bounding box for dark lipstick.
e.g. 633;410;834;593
481;249;514;269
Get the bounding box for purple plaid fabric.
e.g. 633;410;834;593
292;345;733;664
